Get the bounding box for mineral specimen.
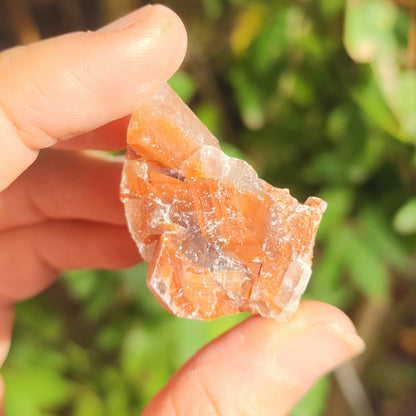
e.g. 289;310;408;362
121;84;326;321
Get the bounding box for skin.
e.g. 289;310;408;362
0;5;364;415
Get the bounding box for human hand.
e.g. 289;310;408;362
0;5;364;414
0;4;186;410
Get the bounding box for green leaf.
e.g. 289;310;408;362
170;312;248;367
196;101;221;137
121;264;168;318
326;105;351;143
352;65;402;140
317;187;354;239
5;337;67;372
73;389;104;416
307;230;354;308
4;367;71;412
202;0;223;21
105;384;130;416
4;397;38;416
62;269;99;300
75;271;119;320
393;71;416;139
345;0;416;142
302;152;350;186
291;74;315;106
341;226;389;298
13;298;63;343
230;67;265;129
168;71;196;103
393;198;416;235
219;142;248;161
118;322;173;405
230;3;264;55
290;376;329;416
121;325;153;379
120;263;148;296
370;59;416;142
344;0;398;62
319;0;344;18
250;10;287;73
360;205;409;269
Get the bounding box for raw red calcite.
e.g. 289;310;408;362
121;84;326;321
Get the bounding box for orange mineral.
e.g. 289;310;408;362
121;84;326;321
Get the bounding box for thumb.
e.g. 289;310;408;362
143;301;365;416
0;4;187;190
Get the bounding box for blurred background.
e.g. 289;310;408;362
1;0;416;414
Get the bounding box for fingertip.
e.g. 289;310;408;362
98;4;188;52
292;300;361;338
141;4;188;49
294;301;365;357
132;4;188;79
96;5;154;33
143;302;364;416
95;4;188;82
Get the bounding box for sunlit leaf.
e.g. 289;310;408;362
393;198;416;235
393;70;416;138
344;0;399;62
230;3;264;55
290;376;329;416
4;367;71;411
168;71;197;103
220;142;248;161
352;65;402;139
73;389;104;416
250;10;287;73
230;67;265;129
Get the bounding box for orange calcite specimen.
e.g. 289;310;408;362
121;84;326;321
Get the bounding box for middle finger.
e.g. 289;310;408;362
0;149;126;231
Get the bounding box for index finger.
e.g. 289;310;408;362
0;5;187;191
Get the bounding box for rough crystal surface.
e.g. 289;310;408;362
121;84;326;321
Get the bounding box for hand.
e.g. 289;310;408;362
0;5;364;415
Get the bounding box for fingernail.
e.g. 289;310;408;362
95;5;187;68
97;5;153;33
328;323;366;357
275;323;365;385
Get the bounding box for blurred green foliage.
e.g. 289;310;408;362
2;0;416;414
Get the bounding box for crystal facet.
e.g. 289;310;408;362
121;84;326;321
